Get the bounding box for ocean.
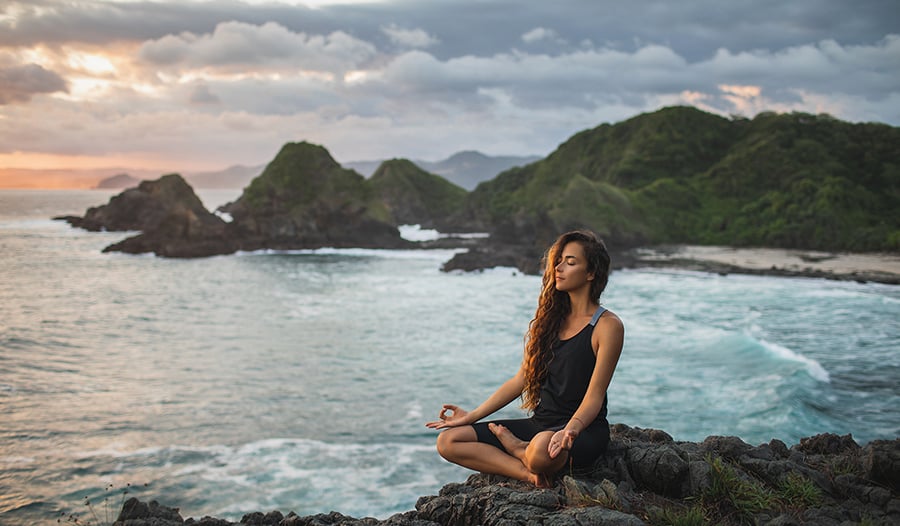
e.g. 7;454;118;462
1;189;898;525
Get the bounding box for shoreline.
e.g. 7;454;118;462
90;426;900;526
622;245;900;285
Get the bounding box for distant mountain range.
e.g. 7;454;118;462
94;173;142;189
78;150;538;191
58;106;900;272
345;151;542;190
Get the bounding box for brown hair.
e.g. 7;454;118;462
521;230;611;410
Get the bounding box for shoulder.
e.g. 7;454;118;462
592;309;624;345
595;309;623;333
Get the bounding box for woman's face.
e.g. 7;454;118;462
553;241;594;292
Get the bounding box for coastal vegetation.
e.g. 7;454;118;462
368;158;467;230
58;107;900;275
466;106;900;252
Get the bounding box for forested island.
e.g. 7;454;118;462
57;106;900;281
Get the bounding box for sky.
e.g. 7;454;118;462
1;0;899;177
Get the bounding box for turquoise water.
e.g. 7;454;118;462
1;190;898;524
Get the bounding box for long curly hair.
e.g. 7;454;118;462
521;230;611;410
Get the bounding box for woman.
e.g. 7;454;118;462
426;230;624;487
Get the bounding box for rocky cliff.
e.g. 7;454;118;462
368;159;468;231
220;142;409;250
92;424;898;526
57;144;417;256
56;174;238;257
59;173;214;233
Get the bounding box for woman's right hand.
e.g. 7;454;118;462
425;404;470;429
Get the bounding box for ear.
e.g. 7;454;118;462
587;274;594;281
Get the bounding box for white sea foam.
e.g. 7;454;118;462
137;438;452;518
398;224;440;241
405;401;423;420
214;210;233;223
5;189;900;525
397;224;490;242
758;339;831;383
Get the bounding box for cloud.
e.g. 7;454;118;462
188;83;220;105
380;23;438;48
521;27;563;44
138;21;377;74
1;0;899;171
0;62;68;104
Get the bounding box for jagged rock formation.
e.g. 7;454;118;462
58;174;212;233
55;173;238;257
368;159;468;230
58;144;415;256
56;108;900;268
219;142;408;250
98;425;898;526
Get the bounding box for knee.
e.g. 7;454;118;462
435;430;454;459
525;453;564;474
524;432;565;474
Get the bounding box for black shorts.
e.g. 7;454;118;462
471;417;609;472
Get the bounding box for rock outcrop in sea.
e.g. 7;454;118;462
56;143;415;256
56;173;237;257
218;142;409;251
367;158;468;231
55;138;899;284
95;424;898;526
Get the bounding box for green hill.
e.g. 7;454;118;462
467;106;900;252
224;142;402;248
367;158;467;229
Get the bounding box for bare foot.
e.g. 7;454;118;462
528;471;553;489
488;423;528;460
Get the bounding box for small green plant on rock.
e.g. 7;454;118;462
777;472;822;508
702;455;775;525
824;455;862;478
647;502;707;526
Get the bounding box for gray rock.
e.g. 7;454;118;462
625;444;690;497
110;425;899;526
863;439;900;492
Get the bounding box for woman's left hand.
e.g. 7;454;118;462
547;428;578;459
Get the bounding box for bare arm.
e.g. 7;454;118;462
548;313;624;457
425;365;525;429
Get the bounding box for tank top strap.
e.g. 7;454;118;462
589;305;607;326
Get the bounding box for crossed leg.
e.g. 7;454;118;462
435;424;569;487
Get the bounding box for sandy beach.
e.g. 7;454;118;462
629;245;900;285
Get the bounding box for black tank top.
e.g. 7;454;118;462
532;306;608;428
